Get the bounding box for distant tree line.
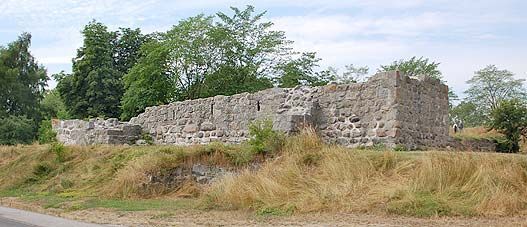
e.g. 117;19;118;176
1;5;525;151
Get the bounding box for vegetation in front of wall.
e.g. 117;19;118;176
2;129;527;218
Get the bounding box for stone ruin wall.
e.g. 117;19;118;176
52;71;449;149
52;118;142;145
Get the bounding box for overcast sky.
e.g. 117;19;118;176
1;0;526;98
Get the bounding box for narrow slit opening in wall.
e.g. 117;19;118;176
211;103;214;115
257;101;261;111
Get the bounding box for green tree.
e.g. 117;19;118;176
488;99;527;153
379;56;441;79
0;33;48;119
277;52;332;88
112;28;149;74
0;115;36;145
203;5;289;96
56;21;123;118
465;65;526;112
0;33;48;144
121;6;297;119
449;101;485;127
121;40;173;120
40;87;70;120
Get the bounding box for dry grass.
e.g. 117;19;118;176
204;129;527;217
2;130;527;217
451;127;526;153
0;143;252;199
450;127;503;140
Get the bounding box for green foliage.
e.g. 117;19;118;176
387;192;454;217
277;52;331;87
112;28;149;74
26;162;54;183
488;99;527;153
465;65;526;114
393;144;408;152
122;6;298;118
38;119;57;144
378;56;442;79
50;142;66;162
40;89;70;119
225;148;255;166
0;115;36;145
57;21;147;119
0;33;48;120
247;120;284;154
141;133;154;145
256;206;294;217
120;40;172;120
60;179;74;189
450;101;486;127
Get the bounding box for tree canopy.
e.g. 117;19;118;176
378;56;442;79
56;21;147;119
0;33;48;119
121;6;303;119
465;65;526;112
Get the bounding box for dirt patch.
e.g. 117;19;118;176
1;197;526;227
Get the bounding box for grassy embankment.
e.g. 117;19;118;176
1;128;527;217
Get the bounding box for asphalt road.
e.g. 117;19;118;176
0;206;106;227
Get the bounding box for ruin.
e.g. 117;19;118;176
52;71;450;149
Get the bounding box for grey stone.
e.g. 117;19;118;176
53;71;449;149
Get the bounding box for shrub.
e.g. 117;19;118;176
247;119;284;154
50;142;66;162
488;99;527;153
0;115;36;145
393;144;408;152
38;119;57;144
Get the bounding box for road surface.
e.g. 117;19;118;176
0;206;107;227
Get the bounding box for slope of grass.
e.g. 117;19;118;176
1;130;527;217
204;129;527;217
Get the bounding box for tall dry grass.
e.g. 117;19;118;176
204;129;527;217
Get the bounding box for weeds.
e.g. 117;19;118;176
247;119;285;154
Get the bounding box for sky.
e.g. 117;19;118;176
1;0;526;98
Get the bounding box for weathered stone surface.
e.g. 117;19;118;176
51;118;141;145
54;71;449;149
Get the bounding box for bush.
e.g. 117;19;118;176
0;115;36;145
38;120;57;144
247;119;284;154
50;142;66;162
488;99;527;153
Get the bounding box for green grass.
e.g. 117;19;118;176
387;191;477;217
81;198;194;211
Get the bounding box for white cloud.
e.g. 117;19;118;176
1;0;525;94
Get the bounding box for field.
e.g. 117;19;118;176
1;129;527;226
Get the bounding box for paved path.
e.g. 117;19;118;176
0;206;106;227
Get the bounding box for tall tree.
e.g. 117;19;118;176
276;52;333;88
121;6;296;119
465;65;526;112
121;40;173;120
0;33;48;119
57;21;123;118
203;5;289;96
449;101;485;127
379;56;441;79
112;28;149;74
488;99;527;153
